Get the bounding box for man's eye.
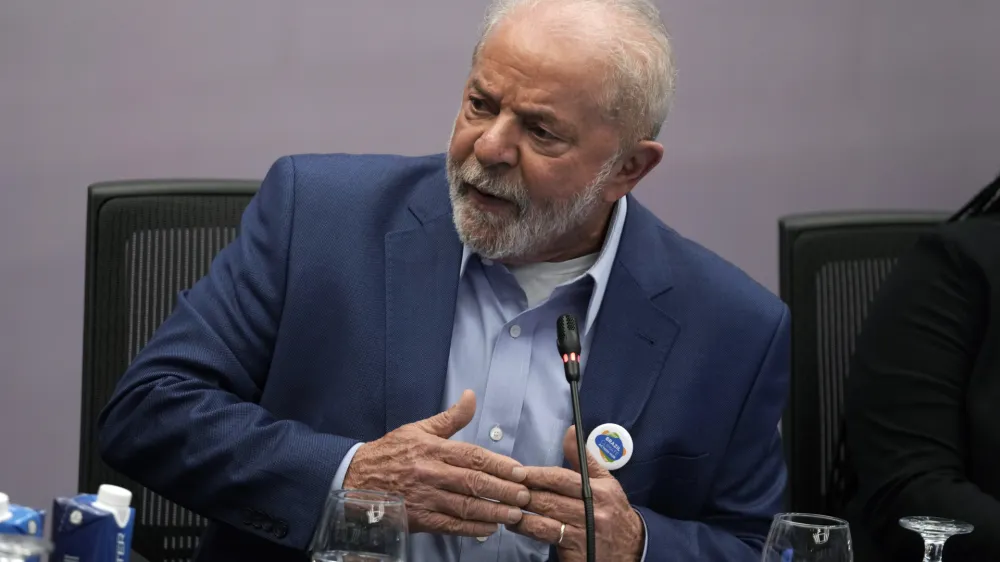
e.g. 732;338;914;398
469;97;488;113
530;126;555;141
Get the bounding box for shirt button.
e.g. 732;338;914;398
489;425;504;442
481;258;493;266
509;324;521;338
476;535;489;543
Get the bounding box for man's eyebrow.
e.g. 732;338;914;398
518;106;560;125
469;78;497;101
519;106;577;136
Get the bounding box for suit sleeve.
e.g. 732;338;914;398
846;233;1000;560
97;156;359;551
635;307;790;561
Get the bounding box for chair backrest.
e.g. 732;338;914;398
778;211;948;517
81;180;259;562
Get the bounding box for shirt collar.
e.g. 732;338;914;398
458;196;628;336
580;196;627;335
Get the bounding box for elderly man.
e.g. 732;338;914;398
98;0;789;560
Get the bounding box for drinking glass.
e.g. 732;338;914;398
899;516;973;562
311;489;408;562
762;513;853;562
0;534;52;562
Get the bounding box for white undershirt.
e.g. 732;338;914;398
508;253;599;309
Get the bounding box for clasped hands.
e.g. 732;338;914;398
343;390;644;561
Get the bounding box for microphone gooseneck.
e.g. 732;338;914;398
556;314;595;562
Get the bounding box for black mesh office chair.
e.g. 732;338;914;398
80;180;259;562
778;211;948;518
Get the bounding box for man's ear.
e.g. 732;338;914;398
602;140;664;202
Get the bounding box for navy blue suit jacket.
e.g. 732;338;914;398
98;153;790;561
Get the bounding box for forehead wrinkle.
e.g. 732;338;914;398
477;1;655;132
474;24;612;129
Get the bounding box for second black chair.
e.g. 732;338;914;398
778;211;946;517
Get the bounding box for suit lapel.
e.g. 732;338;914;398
384;179;463;433
383;186;680;440
579;197;680;435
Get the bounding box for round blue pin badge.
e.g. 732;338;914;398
586;423;634;471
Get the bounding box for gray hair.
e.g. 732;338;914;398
472;0;676;143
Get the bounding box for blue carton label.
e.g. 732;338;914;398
0;504;46;562
0;504;45;537
51;495;134;562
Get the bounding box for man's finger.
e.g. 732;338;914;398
438;440;527;483
522;465;582;498
563;425;612;479
413;389;476;438
509;513;581;548
428;489;524;525
522;490;584;526
410;509;500;538
424;463;530;507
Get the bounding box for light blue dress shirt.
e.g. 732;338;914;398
330;198;646;561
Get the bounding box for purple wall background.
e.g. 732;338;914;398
1;1;998;510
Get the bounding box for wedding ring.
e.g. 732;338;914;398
558;523;566;545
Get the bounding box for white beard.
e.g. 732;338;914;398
446;151;618;261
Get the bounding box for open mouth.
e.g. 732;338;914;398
465;182;515;210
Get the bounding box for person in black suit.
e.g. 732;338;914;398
845;171;1000;561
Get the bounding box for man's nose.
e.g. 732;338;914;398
474;115;519;169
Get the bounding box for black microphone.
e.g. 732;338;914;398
556;314;595;562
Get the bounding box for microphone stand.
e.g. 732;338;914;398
569;377;596;562
557;314;595;562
